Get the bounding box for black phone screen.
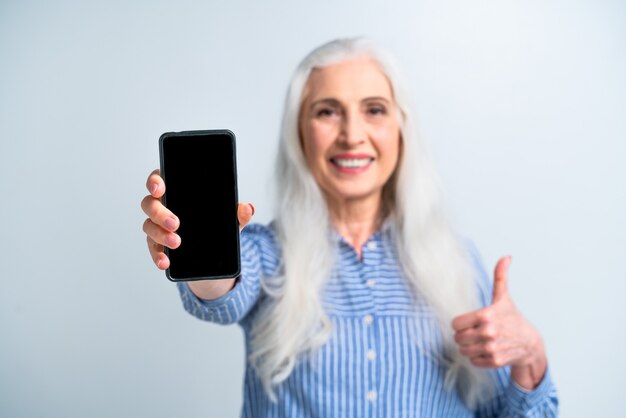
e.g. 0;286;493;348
159;130;240;281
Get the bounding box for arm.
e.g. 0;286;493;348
175;225;265;325
457;243;559;417
141;169;263;325
476;366;559;417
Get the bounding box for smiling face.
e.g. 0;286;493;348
299;57;402;212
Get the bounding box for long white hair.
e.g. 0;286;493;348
249;37;493;409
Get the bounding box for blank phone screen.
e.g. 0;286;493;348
159;130;240;281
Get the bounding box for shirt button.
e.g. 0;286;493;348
363;314;374;325
366;241;377;250
366;390;377;401
367;350;376;361
366;279;376;288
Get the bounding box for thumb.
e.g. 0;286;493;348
492;255;512;303
238;202;255;231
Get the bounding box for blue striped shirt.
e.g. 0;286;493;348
177;223;558;417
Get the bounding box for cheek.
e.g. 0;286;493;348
303;123;335;161
390;130;401;162
374;125;401;163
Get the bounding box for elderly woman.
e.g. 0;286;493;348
141;38;558;417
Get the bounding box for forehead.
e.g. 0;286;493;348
304;57;394;102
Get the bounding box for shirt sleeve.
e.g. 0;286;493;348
175;223;278;326
465;241;560;418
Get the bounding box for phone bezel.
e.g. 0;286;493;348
158;129;241;282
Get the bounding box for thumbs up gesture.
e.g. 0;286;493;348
451;256;548;389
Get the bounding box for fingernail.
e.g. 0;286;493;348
167;234;180;247
150;183;158;194
249;203;255;216
164;217;177;230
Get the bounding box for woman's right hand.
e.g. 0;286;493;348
141;168;255;271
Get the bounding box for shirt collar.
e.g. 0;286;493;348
328;215;395;245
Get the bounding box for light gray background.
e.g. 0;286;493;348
1;1;624;417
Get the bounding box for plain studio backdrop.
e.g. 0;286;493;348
1;1;624;417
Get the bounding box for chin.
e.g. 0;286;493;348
326;186;383;203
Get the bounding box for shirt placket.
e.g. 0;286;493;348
361;237;382;417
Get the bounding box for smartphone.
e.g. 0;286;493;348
158;130;240;281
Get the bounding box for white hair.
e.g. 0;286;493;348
248;37;493;409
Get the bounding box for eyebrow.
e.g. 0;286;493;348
309;96;391;109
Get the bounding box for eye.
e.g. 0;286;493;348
316;107;338;118
367;105;387;116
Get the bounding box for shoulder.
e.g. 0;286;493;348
240;222;282;276
241;222;279;247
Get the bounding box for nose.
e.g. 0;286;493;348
338;112;366;147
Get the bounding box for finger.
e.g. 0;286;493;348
238;202;255;231
143;218;181;249
451;309;483;331
469;355;498;368
470;349;510;368
454;328;486;347
492;255;512;302
146;168;165;198
147;236;170;270
459;343;488;358
141;195;179;232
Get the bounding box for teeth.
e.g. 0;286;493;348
332;158;373;168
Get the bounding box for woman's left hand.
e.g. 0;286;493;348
451;256;548;389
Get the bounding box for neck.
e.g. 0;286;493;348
326;192;383;259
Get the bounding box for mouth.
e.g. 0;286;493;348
329;154;375;173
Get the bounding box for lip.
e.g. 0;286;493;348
329;153;375;174
332;153;374;159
